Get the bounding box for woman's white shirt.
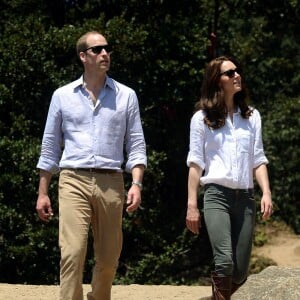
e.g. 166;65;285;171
187;109;268;189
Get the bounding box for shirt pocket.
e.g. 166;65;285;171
62;111;90;132
96;110;126;156
237;132;253;153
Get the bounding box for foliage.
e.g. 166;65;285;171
0;115;60;283
249;254;276;275
263;96;300;233
253;227;268;247
0;0;299;285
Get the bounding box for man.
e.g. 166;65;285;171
36;31;147;300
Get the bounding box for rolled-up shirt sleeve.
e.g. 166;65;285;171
124;91;147;172
187;111;206;170
253;109;269;168
37;93;63;174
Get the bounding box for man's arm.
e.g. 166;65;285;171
36;169;53;222
126;164;145;213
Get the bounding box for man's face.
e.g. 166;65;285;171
80;33;112;73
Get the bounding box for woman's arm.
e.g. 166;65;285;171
254;163;273;219
186;163;202;234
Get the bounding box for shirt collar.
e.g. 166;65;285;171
104;76;114;90
72;75;114;92
70;77;83;91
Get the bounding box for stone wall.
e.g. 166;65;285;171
232;266;300;300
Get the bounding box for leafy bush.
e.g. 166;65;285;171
262;96;300;233
0;0;299;285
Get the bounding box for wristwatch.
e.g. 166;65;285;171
132;181;143;190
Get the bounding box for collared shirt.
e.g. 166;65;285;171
37;76;147;173
187;109;268;189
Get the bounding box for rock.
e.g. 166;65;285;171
232;266;300;300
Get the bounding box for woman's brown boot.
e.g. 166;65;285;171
211;272;232;300
200;272;232;300
231;278;246;296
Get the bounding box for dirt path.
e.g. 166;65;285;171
0;284;211;300
253;222;300;267
0;222;299;300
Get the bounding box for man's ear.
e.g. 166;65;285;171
79;52;86;63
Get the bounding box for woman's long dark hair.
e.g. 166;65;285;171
195;56;253;129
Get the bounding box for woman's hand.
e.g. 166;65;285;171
261;192;273;220
186;206;201;234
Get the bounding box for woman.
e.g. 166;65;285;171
186;56;273;300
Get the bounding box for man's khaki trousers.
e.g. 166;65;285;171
58;169;124;300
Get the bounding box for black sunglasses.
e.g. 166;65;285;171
219;68;240;78
83;44;112;54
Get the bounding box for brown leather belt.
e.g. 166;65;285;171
74;168;118;174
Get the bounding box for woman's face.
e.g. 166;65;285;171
219;60;242;96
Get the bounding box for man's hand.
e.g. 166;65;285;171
36;195;53;222
126;185;142;213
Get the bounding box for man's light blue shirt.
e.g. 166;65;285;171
37;76;147;173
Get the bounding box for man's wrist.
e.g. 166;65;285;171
132;181;143;190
